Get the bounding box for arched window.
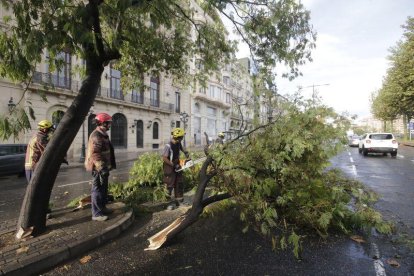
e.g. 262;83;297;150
52;110;65;128
153;122;159;139
111;113;127;148
136;120;143;148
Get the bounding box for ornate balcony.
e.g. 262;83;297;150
32;71;174;113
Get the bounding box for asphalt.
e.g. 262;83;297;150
0;148;201;276
1;142;413;275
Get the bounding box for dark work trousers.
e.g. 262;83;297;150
91;170;109;217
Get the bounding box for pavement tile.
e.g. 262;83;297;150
0;202;132;275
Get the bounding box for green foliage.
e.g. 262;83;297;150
0;107;32;141
371;16;414;122
128;153;164;187
0;0;315;140
209;99;392;257
110;151;203;207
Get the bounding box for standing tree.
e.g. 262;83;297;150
371;17;414;135
0;0;316;237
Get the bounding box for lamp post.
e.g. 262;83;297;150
79;108;94;162
179;111;189;147
8;97;16;112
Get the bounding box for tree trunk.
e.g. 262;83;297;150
403;115;407;140
16;60;104;238
146;156;231;250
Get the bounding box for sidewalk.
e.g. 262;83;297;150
0;147;204;275
0;150;155;276
0;203;133;276
401;141;414;147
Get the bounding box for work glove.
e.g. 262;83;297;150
100;167;110;177
184;151;190;159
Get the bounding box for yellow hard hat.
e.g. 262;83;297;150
38;120;53;129
218;132;225;138
171;128;185;138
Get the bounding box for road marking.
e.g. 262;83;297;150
349;157;354;163
398;154;404;158
58;180;89;188
348;152;351;156
351;165;357;176
374;260;386;276
369;175;390;180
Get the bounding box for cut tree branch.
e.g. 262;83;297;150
202;193;231;208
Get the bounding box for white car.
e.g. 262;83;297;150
348;135;360;147
358;133;398;157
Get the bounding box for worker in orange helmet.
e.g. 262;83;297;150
85;112;116;222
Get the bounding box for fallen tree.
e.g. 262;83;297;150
145;98;392;256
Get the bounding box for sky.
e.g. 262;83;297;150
234;0;414;119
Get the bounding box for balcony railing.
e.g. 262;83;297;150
32;71;174;113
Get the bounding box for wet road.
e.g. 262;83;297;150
332;144;414;237
44;145;414;275
0;161;134;221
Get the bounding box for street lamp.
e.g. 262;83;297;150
8;97;16;112
179;111;189;147
79;108;94;162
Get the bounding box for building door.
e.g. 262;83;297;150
111;113;127;148
87;114;96;139
136;120;143;148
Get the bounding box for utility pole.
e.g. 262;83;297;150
301;83;330;98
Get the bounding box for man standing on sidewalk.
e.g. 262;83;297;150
162;128;190;203
85;112;116;221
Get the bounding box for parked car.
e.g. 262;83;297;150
358;133;398;157
0;144;27;177
348;135;360;147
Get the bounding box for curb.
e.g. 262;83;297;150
1;211;133;276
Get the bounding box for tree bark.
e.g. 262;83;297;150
15;0;109;238
16;61;104;237
146;156;231;250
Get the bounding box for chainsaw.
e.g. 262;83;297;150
175;157;207;172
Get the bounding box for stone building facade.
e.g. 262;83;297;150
0;2;256;161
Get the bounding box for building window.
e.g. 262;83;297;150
176;121;180;128
195;59;204;70
132;89;144;104
223;76;230;85
207;119;216;136
52;110;65;128
207;106;216;117
46;51;71;89
209;85;214;98
153;122;159;139
111;113;127;148
226;93;231;104
150;76;160;107
110;68;123;100
136;120;143;148
175;92;181;113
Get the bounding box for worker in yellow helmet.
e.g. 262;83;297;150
216;132;225;145
25;120;55;182
162;128;190;204
25;120;56;218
